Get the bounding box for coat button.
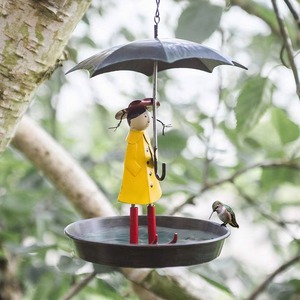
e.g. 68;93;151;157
149;171;152;176
150;183;153;188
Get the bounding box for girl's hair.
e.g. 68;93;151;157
127;107;147;125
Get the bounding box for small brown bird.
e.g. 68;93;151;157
209;201;239;228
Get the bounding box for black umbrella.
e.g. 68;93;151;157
67;38;247;180
66;38;246;77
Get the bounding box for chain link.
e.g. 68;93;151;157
154;0;160;24
154;0;160;38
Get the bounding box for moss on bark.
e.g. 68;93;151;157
0;0;92;153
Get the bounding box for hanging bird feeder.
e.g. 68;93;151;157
65;0;246;268
65;216;230;268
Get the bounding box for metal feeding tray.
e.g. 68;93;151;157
65;216;230;268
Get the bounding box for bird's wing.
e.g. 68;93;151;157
230;211;239;228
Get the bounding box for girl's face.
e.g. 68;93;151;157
130;110;150;131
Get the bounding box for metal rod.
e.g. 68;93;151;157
147;204;157;244
152;61;166;181
152;61;158;153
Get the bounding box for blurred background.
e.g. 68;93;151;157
1;0;300;299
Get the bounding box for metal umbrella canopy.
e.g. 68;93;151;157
66;38;247;77
67;38;246;180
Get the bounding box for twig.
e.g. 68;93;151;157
246;254;300;300
205;160;300;190
62;271;97;300
230;0;281;37
121;269;201;300
170;194;196;214
271;0;300;99
170;160;300;214
283;0;300;30
236;186;299;241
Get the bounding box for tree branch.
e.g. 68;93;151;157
12;115;116;219
246;254;300;300
121;269;202;300
62;271;97;300
284;0;300;30
170;160;300;214
271;0;300;99
204;160;300;190
235;186;299;241
230;0;281;37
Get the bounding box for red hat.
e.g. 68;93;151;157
115;98;160;120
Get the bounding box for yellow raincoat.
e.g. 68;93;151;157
118;129;162;204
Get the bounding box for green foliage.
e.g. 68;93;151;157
196;272;234;296
268;279;300;300
235;76;274;136
1;0;300;299
158;129;187;161
261;167;300;190
271;107;300;145
143;271;200;300
175;0;223;43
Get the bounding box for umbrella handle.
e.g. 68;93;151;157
153;148;166;181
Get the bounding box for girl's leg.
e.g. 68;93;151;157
130;205;138;244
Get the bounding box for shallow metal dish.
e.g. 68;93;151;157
65;216;230;268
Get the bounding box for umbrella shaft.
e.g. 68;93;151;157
152;61;158;152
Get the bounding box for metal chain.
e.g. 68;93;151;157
154;0;160;25
154;0;160;38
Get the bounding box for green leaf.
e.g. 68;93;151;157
268;279;300;300
197;273;234;296
9;242;55;256
158;129;187;161
261;167;300;190
243;137;261;149
248;34;280;69
92;278;125;300
289;279;300;290
235;76;274;136
93;263;118;274
30;271;69;300
57;255;86;274
271;107;300;144
144;271;200;300
246;114;283;156
175;1;223;43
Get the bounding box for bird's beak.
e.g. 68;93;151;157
209;210;215;220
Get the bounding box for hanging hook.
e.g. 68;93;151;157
153;147;166;181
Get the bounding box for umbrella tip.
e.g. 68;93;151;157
65;65;93;77
65;65;76;75
233;61;248;70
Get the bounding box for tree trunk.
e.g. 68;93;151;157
0;245;22;300
0;0;92;153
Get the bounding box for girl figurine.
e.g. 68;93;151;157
115;98;161;244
